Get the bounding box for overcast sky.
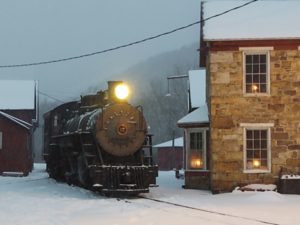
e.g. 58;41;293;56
0;0;200;101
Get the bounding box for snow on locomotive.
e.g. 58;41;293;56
43;81;158;195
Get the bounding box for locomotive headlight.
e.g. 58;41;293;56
115;84;129;100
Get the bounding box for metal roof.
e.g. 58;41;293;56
0;80;36;110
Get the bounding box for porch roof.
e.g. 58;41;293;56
177;104;209;127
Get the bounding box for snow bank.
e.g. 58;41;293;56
1;164;300;225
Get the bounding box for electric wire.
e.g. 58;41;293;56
0;0;258;68
38;91;65;103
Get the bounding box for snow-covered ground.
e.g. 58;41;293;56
0;164;299;225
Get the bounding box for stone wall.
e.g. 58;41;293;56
209;50;300;192
184;171;210;190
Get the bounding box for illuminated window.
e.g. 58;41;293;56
241;124;272;173
0;132;2;150
186;129;207;170
244;52;269;94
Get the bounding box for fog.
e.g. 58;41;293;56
0;0;200;100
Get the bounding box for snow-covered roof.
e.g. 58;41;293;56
153;137;183;148
177;104;209;126
0;80;36;110
203;1;300;41
189;69;206;109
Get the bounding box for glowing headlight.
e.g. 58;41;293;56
115;84;129;100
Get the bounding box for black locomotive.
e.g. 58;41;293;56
43;81;158;195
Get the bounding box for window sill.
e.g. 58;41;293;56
243;169;271;174
185;169;210;172
243;93;270;97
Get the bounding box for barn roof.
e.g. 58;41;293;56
203;1;300;41
153;137;183;148
0;80;36;110
0;111;32;130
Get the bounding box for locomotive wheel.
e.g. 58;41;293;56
77;153;91;188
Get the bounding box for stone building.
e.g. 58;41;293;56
199;1;300;192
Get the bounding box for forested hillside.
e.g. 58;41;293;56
34;42;199;161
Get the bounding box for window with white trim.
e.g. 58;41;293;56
244;52;269;94
0;132;2;150
243;125;271;172
186;128;207;170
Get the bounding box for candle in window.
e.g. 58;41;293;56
191;158;202;168
252;84;258;93
253;159;261;168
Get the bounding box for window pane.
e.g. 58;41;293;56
246;65;252;73
261;160;268;168
260;64;266;73
260;74;266;83
253;64;259;73
246;55;252;63
247;150;253;158
245;128;270;171
261;130;267;139
261;150;267;158
246;84;252;93
254;140;260;149
260;84;267;92
260;54;266;63
246;74;252;83
253;55;259;63
246;160;253;169
247;140;253;149
254;130;260;139
247;130;253;139
253;75;259;83
254;150;260;158
261;140;267;149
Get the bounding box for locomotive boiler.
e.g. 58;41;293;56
43;81;158;195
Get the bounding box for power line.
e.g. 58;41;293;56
0;0;258;69
38;91;65;103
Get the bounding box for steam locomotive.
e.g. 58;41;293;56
43;81;158;195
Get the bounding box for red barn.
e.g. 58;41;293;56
154;137;183;170
0;80;38;176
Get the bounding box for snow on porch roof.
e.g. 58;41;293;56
153;137;183;148
203;1;300;41
177;104;209;126
0;80;36;110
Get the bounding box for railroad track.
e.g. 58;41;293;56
123;196;281;225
